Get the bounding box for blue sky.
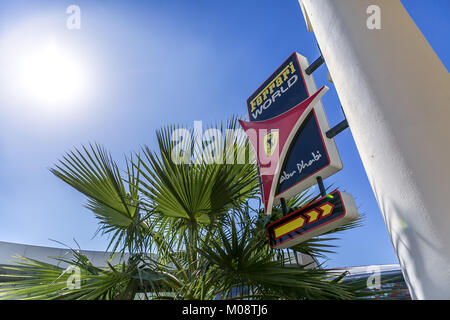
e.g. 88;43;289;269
0;0;448;268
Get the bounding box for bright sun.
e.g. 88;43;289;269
18;43;87;105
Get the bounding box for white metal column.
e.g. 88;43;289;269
299;0;450;299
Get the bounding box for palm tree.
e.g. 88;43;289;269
0;118;369;300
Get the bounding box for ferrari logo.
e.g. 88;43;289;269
263;129;279;157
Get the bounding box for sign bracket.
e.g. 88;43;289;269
316;176;327;197
305;55;324;75
280;197;289;216
326;103;350;138
305;49;349;139
305;43;325;75
326;119;349;138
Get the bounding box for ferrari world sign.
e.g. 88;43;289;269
239;52;358;248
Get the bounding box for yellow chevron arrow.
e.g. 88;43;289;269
274;216;306;239
319;203;334;217
305;209;320;224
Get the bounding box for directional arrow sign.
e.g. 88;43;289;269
266;190;358;249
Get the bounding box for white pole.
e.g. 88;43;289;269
299;0;450;299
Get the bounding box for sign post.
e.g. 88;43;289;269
298;0;450;298
240;51;358;248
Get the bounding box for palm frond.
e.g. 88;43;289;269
3;117;378;300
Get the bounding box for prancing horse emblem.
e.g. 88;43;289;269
264;129;279;157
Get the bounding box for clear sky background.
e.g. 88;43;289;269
0;0;448;268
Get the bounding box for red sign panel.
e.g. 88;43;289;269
239;87;328;215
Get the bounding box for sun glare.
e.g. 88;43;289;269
19;43;87;105
0;17;96;127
